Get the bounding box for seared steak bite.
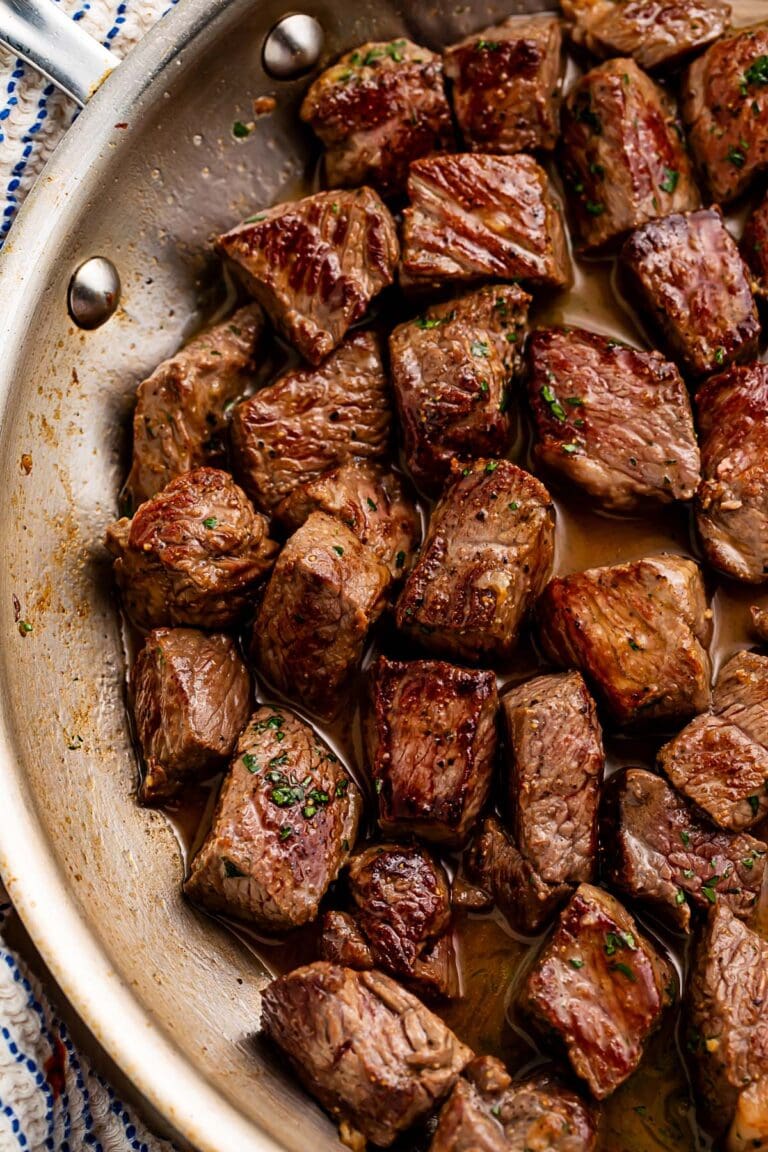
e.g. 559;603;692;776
752;605;768;643
744;191;768;296
396;459;555;662
216;188;398;365
133;628;251;804
260;962;472;1147
275;460;419;579
621;207;760;378
682;23;768;203
319;910;374;969
443;15;563;155
714;650;768;748
366;656;497;847
252;512;390;720
390;285;530;494
231;331;390;514
429;1055;598;1152
561;0;731;72
561;59;699;252
126;305;263;509
401;154;571;291
522;884;675;1100
184;706;361;929
502;672;604;886
695;365;768;583
538;554;711;728
105;467;277;630
605;767;766;931
527;326;700;511
299;39;453;199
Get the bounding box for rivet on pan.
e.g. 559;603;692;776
68;257;121;330
262;14;324;80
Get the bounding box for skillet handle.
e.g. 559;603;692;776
0;0;118;106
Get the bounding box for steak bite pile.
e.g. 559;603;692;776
538;554;712;728
561;0;731;71
126;305;264;510
561;58;699;251
522;884;675;1100
133;628;251;804
401;153;571;291
216;188;398;365
527;326;700;510
443;15;563;155
105;467;277;630
396;459;555;662
695;364;768;583
366;656;497;847
252;511;390;719
682;23;768;203
389;285;530;494
230;330;391;514
744;191;768;296
260;962;472;1147
300;39;453;200
184;706;361;929
621;207;760;378
605;767;767;931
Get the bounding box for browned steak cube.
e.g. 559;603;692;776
744;190;768;295
527;326;700;511
299;39;453;199
522;884;675;1099
605;767;766;931
561;59;699;251
752;604;768;643
695;364;768;583
429;1055;598;1152
659;650;768;830
396;459;555;662
502;672;604;886
538;554;711;728
682;24;768;203
133;628;251;804
444;15;563;155
275;460;420;580
687;904;768;1144
184;706;361;929
216;188;398;365
230;331;391;514
621;208;760;378
366;656;497;847
390;285;530;494
252;511;390;719
105;467;277;630
319;910;374;968
260;962;472;1147
561;0;731;71
401;154;571;290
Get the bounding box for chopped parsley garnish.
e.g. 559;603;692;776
744;55;768;87
566;396;583;407
202;516;218;529
569;957;585;969
269;753;289;768
362;47;384;65
727;144;747;168
585;200;605;216
604;931;635;956
335;778;349;798
232;120;251;138
415;310;455;330
660;168;680;193
508;501;519;512
610;961;637;982
714;346;726;365
562;443;580;454
748;794;760;815
18;620;32;634
540;383;566;422
743;855;755;869
366;497;378;511
680;830;691;847
479;379;489;394
675;888;686;905
476;39;502;51
471;339;490;358
333;545;344;556
628;638;641;651
385;40;407;62
701;884;717;904
279;826;292;841
244;213;266;223
485;460;499;473
242;753;260;773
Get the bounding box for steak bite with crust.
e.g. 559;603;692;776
527;326;700;511
299;39;453;199
682;23;768;203
401;153;571;291
744;191;768;296
443;15;563;155
252;511;390;720
396;459;555;663
366;656;498;848
538;554;712;728
561;58;699;252
133;628;251;804
695;364;768;583
605;766;767;931
231;330;391;515
184;706;361;929
522;884;675;1100
260;962;472;1148
216;188;399;365
389;285;530;494
126;304;264;509
105;467;277;631
621;207;760;379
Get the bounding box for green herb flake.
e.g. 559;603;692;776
680;830;691;847
748;794;760;815
479;379;489;394
366;497;378;511
202;516;218;529
562;443;580;454
585;200;605;216
569;957;585;969
628;638;641;651
362;47;384;65
476;38;502;51
566;396;583;407
242;752;260;774
714;346;726;365
485;460;499;473
675;888;686;905
335;778;349;798
540;383;566;422
232;120;251;139
702;885;717;904
471;339;490;358
385;39;407;62
683;869;695;878
18;620;32;635
744;55;768;87
375;779;383;794
743;856;755;869
414;310;455;330
508;501;519;512
244;213;267;223
279;826;292;841
610;961;637;982
333;545;344;556
727;145;747;168
660;167;680;193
